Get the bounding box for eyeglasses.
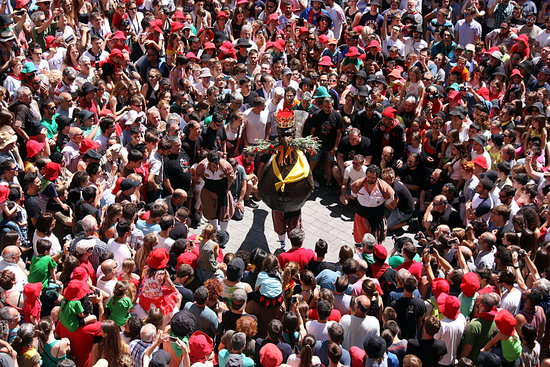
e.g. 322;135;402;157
423;77;432;81
308;37;315;40
33;52;43;56
128;7;137;9
36;18;46;23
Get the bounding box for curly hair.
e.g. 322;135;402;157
236;315;258;338
0;270;15;290
204;278;224;301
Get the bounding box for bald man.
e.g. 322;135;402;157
56;92;75;118
165;189;188;216
62;127;84;173
96;259;118;299
339;295;380;350
422;195;462;235
0;246;27;291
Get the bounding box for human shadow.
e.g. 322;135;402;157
309;186;356;222
237;209;271;253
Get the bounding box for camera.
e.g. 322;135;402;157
137;201;146;211
518;249;526;258
291;295;298;303
414;232;426;240
426;93;438;100
429;244;434;254
459;86;467;91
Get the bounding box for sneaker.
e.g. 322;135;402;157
314;180;320;188
245;200;259;209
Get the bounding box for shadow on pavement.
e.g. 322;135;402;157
237;209;271;253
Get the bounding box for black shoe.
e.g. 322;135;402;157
245;200;259;209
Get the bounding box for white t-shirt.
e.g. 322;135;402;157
286;354;322;367
344;165;367;184
107;239;133;268
155;235;175;252
32;232;62;257
536;30;550;49
501;287;522;315
305;320;336;341
339;314;380;350
96;276;117;300
244;108;269;145
435;314;467;366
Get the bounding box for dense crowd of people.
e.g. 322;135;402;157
0;0;549;365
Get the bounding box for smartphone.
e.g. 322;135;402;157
297;18;304;27
291;295;298;303
168;336;179;342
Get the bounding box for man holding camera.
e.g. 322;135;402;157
422;194;462;236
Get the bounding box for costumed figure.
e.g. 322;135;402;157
195;150;236;232
256;109;318;247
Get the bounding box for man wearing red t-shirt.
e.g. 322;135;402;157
396;241;423;281
278;228;315;269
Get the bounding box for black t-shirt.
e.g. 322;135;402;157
311;110;344;151
201;126;227;151
337;136;372;162
163;151;192;191
169;221;189;240
181;135;202;164
307;260;338;277
406;338;447;367
24;194;41;235
398;164;431;197
353;110;381;138
421;176;445;204
9;101;42;137
242;90;259;109
175;283;194;307
220;310;253;335
391;296;426;340
392;179;415;214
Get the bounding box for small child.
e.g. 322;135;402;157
23;283;43;325
28;239;58;289
106;281;134;327
480;309;522;364
254;254;284;307
0;185;25;243
406;132;422;157
118;258;141;290
7;187;27;246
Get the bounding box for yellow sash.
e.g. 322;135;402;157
272;150;310;192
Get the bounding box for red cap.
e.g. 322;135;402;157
23;282;42;301
366;39;381;51
373;244;387;260
318;55;334;67
110;48;124;58
0;185;9;203
148;248;170;269
477;87;490;100
111;176;125;195
171;21;185;33
173;10;185;19
149;18;163;33
45;35;58;48
460;272;480;297
186;52;200;61
268;13;279;24
70;266;90;281
382;106;397;119
346;46;361;57
447;90;462;101
217;10;229;19
26;139;45;158
188;331;214;363
472;155;488;170
319;34;329;45
510;68;523;78
237;0;250;4
64;280;90;301
387;68;402;79
79;138;100;154
431;277;450;298
111;31;126;40
44;162;62;181
219;40;235;54
495;309;516;336
15;0;29;9
299;26;309;34
260;343;284;367
437;293;461;320
204;42;216;50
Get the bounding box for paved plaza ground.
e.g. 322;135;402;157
189;189;404;262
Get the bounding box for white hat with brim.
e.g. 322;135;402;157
200;68;212;78
0;31;15;43
0;125;17;149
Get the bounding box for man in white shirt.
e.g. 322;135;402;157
96;259;118;300
155;215;175;251
0;246;26;291
107;220;134;268
499;269;522;315
306;300;336;341
435;294;467;367
324;0;346;40
339;295;380;350
243;97;269;146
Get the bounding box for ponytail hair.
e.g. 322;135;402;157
36;317;53;344
12;323;35;353
299;335;316;367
